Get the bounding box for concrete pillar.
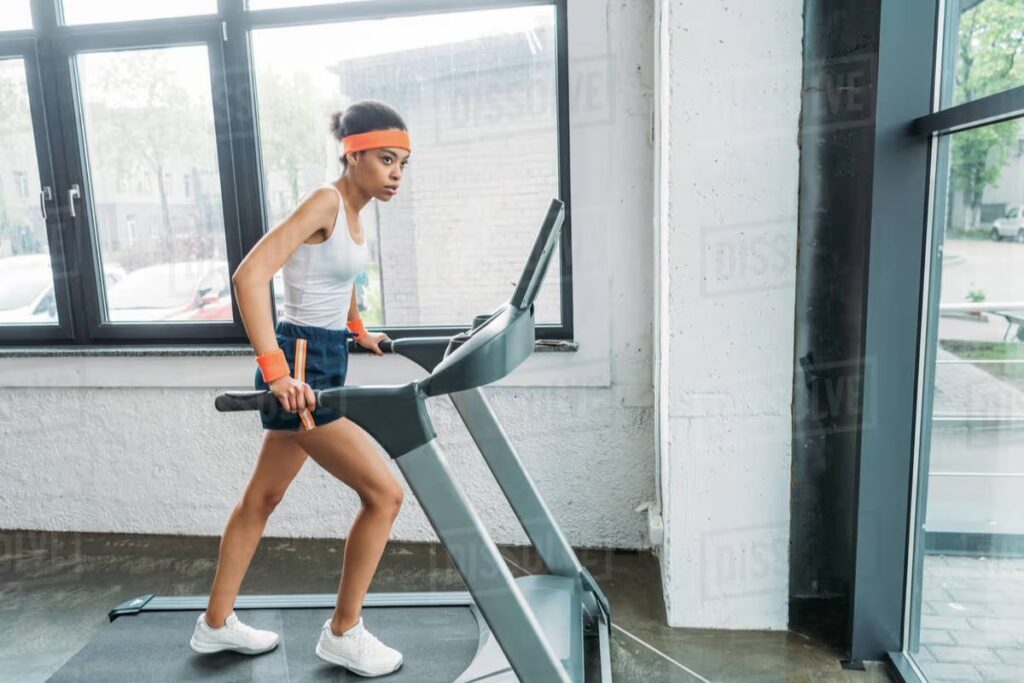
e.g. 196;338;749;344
653;0;803;629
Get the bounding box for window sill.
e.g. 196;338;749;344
0;345;255;358
0;340;607;389
0;340;577;358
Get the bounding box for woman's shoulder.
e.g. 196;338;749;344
304;183;342;209
294;183;340;217
293;184;342;245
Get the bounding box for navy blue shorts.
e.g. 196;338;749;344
254;320;355;431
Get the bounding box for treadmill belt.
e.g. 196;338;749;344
48;607;480;682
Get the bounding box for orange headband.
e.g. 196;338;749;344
342;129;412;155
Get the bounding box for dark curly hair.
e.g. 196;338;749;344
330;100;408;169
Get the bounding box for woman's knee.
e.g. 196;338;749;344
241;489;286;518
363;482;404;517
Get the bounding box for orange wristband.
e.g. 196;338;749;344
347;318;368;339
257;348;289;383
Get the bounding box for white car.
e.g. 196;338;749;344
0;254;58;324
0;254;127;324
991;205;1024;242
105;260;230;322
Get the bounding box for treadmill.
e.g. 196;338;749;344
47;199;612;682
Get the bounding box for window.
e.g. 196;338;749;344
0;256;54;323
60;1;218;26
941;0;1024;107
251;5;563;328
248;0;369;9
32;288;56;318
75;46;231;325
874;3;1024;680
0;1;32;31
902;117;1024;683
13;171;29;198
0;59;56;327
106;260;229;322
0;0;571;346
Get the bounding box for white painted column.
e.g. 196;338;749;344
653;0;803;629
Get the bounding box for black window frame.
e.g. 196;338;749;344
0;0;574;348
852;1;1024;681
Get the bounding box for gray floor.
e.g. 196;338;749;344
916;554;1024;682
0;530;893;683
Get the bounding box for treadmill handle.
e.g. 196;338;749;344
348;338;394;354
214;390;284;412
216;338;394;411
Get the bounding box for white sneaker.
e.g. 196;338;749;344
315;617;403;677
190;611;280;655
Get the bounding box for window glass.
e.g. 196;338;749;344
248;0;367;9
908;117;1024;681
942;0;1024;106
61;0;217;26
251;6;563;328
0;58;57;326
0;1;32;31
76;46;231;323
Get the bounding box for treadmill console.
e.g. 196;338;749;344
422;199;565;397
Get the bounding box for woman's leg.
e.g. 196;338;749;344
294;417;405;636
204;429;309;627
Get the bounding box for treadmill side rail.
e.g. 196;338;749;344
449;387;583;581
397;440;576;683
451;387;611;679
455;575;584;683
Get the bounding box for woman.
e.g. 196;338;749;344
189;100;411;678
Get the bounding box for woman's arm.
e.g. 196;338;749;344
231;188;338;355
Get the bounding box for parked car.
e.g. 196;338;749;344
990;205;1024;242
0;255;58;324
0;254;126;324
182;272;287;321
1;255;279;325
105;260;232;322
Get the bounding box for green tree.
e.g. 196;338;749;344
257;69;325;216
950;120;1018;230
950;0;1024;230
85;49;211;263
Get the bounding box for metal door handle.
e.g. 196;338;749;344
39;186;52;219
68;184;81;218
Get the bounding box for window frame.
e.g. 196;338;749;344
0;30;74;345
0;0;574;347
854;0;1024;680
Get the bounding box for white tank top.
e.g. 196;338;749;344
280;184;370;330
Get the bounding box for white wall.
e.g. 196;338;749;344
0;0;657;550
654;0;802;629
0;0;805;634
